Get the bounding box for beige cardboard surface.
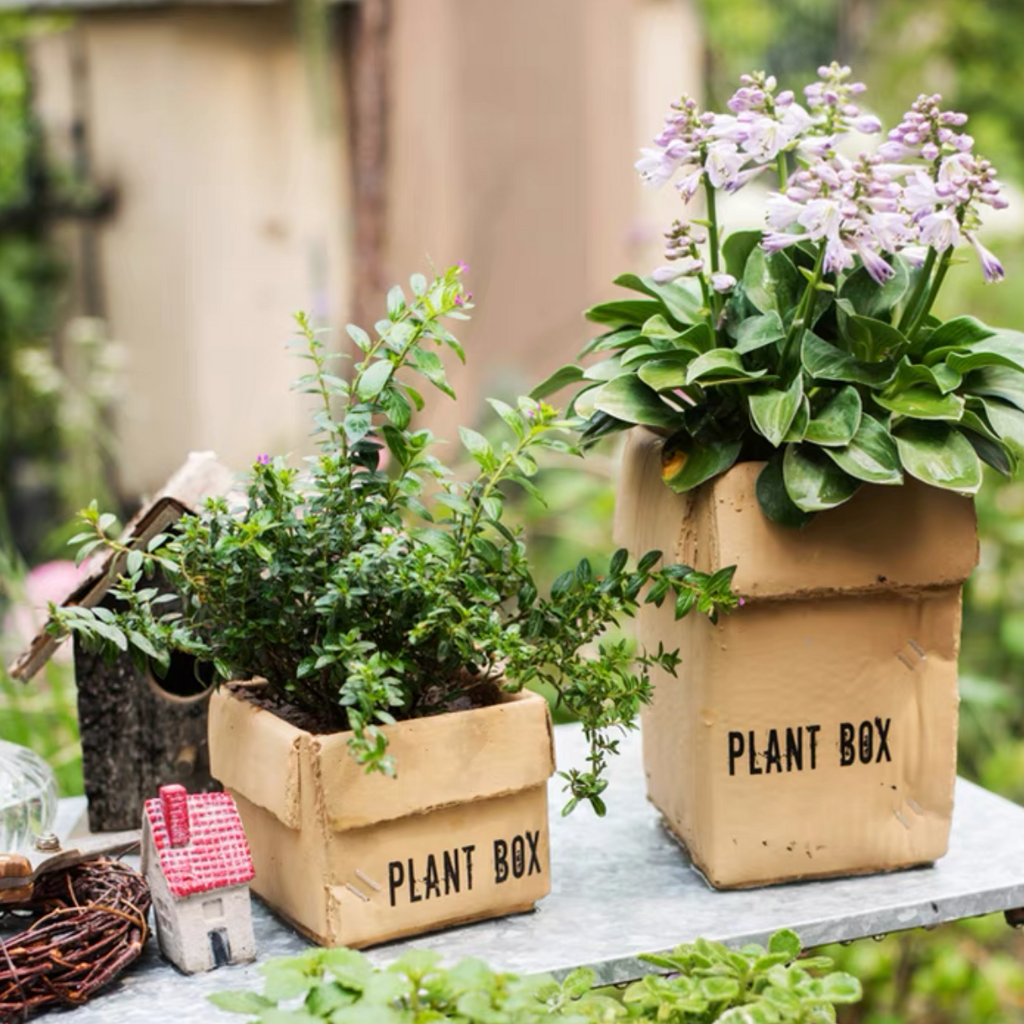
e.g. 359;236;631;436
209;687;555;947
616;428;975;888
615;429;978;600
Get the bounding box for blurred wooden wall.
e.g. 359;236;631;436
27;0;701;496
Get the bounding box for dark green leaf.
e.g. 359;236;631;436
637;358;693;391
873;386;964;422
839;258;910;321
686;350;767;386
722;230;762;280
748;374;803;447
783;444;860;512
964;366;1024;413
825;413;902;485
755;453;814;527
661;436;742;493
893;421;982;494
612;273;704;324
585;299;664;329
591;375;680;429
733;311;785;355
530;364;585;400
804;386;862;447
802;331;897;387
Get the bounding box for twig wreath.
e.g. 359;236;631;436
0;858;150;1022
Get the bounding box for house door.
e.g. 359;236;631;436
209;927;231;967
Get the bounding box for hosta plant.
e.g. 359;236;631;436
210;929;861;1024
48;266;736;814
538;64;1023;526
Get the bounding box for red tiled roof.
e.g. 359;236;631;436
144;789;255;899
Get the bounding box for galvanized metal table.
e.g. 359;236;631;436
29;723;1024;1022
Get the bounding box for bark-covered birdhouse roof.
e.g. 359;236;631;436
8;451;236;682
144;785;255;898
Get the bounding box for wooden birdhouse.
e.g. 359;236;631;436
142;784;256;974
8;452;236;832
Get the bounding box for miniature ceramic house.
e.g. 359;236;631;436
141;784;257;974
8;452;235;831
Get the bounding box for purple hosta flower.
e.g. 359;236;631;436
635;97;707;190
256;454;271;466
764;153;908;284
711;273;737;293
803;63;878;138
967;233;1005;283
653;220;705;283
886;95;972;163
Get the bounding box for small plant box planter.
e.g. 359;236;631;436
615;428;979;889
208;685;554;947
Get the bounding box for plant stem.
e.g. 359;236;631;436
905;248;952;341
701;174;724;337
896;247;937;333
776;152;788;191
781;243;826;376
702;175;721;276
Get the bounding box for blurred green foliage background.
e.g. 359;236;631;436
3;1;1024;1021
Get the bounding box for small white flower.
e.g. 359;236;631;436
918;208;961;251
704;141;745;189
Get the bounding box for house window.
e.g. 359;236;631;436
203;898;224;920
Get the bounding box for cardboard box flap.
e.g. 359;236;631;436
208;687;303;829
615;428;978;601
317;691;555;832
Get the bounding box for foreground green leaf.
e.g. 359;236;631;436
893;421;982;494
783;443;861;512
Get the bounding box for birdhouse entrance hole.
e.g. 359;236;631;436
146;650;216;702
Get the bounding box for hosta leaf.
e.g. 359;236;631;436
580;327;643;357
613;273;705;325
941;330;1024;374
661;436;742;493
975;397;1024;460
748;374;803;447
964;366;1024;413
873;386;964;422
846;313;909;362
686;349;767;386
673;322;715;354
620;344;665;368
802;331;897;387
783;397;810;443
591;375;679;429
783;443;861;512
743;247;801;317
530;363;585;400
583;356;626;382
918;315;997;357
722;230;762;279
756;452;814;527
733;311;785;354
839;258;910;321
585;298;663;329
825;414;902;485
893;421;982;494
638;358;694;391
804;386;862;447
960;410;1015;475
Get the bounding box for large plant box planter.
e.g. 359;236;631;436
615;428;978;889
208;686;554;947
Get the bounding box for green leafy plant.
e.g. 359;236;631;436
538;66;1024;526
209;929;861;1024
46;266;735;813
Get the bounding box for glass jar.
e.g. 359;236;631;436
0;741;57;854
